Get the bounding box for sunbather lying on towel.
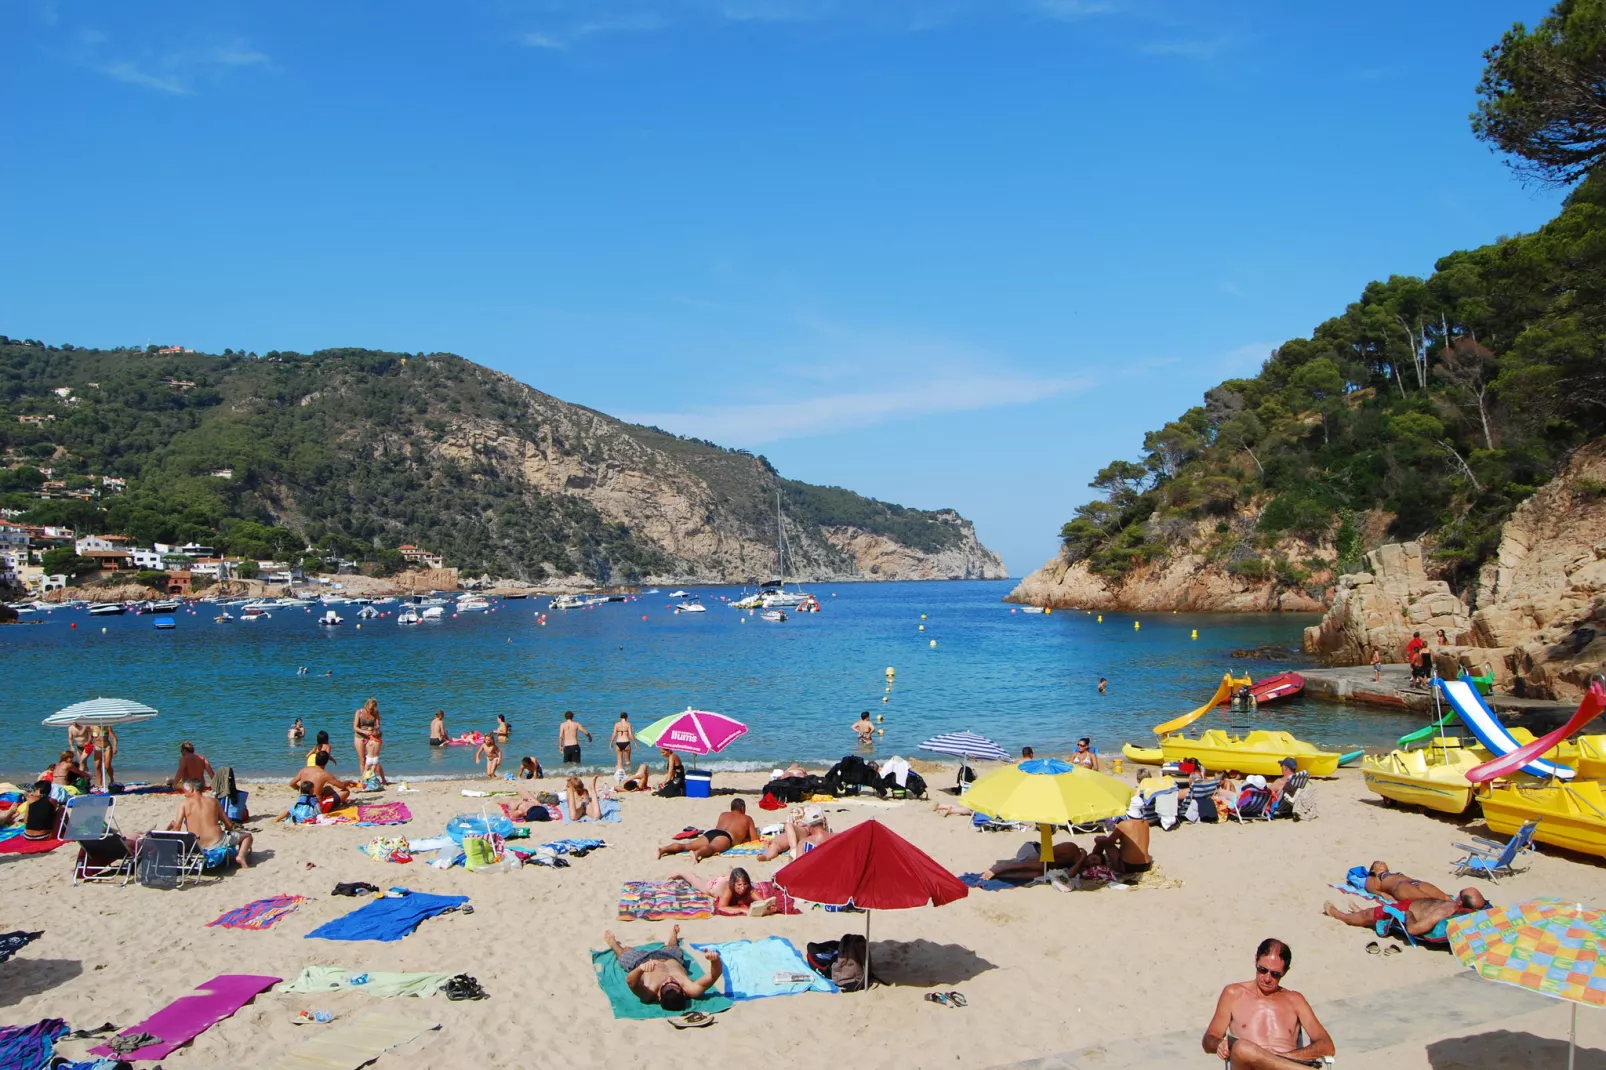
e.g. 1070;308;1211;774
664;866;776;916
1323;888;1489;943
1091;817;1152;876
170;779;253;868
507;789;555;822
981;840;1089;882
604;925;723;1010
758;804;833;862
1361;861;1449;902
1202;938;1335;1068
658;800;758;861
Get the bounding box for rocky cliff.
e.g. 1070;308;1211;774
1005;514;1328;612
1302;441;1606;700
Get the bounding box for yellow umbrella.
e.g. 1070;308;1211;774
964;758;1134;864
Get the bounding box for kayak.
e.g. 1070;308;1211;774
1158;729;1342;777
1122;744;1164;764
1248;672;1304;705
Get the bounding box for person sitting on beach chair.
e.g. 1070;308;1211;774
981;839;1089;882
1362;861;1451;902
1323;887;1489;944
658;799;758;861
604;925;723;1010
1202;938;1334;1068
274;752;351;823
169;779;253;869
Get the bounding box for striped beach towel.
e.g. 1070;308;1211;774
721;840;766;856
207;895;308;931
618;880;714;922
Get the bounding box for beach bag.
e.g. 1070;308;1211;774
805;939;839;978
655;772;686;798
832;933;868;992
463;835;499;871
1293;786;1319;820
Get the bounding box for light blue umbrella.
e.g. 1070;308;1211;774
42;698;159;727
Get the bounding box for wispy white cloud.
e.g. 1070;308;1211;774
622;371;1086;444
101;60;190;95
208;44;270;67
1140;35;1237;60
519;12;669;49
1035;0;1119;18
1220;281;1245;298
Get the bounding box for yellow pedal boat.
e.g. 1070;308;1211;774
1157;728;1342;777
1575;735;1606;779
1477;778;1606;859
1361;738;1479;815
1122;743;1164;764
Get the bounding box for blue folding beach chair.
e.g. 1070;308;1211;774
1184;779;1220;823
1450;820;1538;882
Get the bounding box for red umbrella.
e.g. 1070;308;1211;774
773;820;967;990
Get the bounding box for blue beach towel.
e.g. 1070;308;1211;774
689;937;837;1000
559;799;621;823
304;891;468;943
960;872;1027;891
0;1018;68;1070
542;837;607;854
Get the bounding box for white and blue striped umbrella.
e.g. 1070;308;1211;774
42;697;159;727
919;731;1010;762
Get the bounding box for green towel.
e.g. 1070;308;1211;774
279;967;454;998
591;943;733;1020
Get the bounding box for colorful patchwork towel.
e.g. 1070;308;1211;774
721;840;766;856
618;880;714;922
358;837;413;863
207;895;307;931
356;802;412;826
314;806;359;825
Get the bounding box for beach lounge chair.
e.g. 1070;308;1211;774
137;831;208;889
74;835;135;885
1269;770;1311;819
1184;779;1220;823
60;794;121;841
1451;820;1538;882
1133;780;1180;830
1227;786;1272;822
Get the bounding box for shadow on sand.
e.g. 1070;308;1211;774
1427;1030;1606;1069
0;958;84;1008
867;939;994;986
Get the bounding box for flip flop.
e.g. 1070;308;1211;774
670;1012;717;1029
924;992;950;1006
945;991;968;1007
1383;943;1402;957
1366;941;1381;955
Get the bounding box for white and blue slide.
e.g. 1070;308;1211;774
1437;678;1575;780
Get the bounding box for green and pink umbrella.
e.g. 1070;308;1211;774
635;708;748;755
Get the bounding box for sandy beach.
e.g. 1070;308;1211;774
4;764;1604;1069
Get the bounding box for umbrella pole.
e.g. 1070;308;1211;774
1569;1002;1576;1070
864;909;871;993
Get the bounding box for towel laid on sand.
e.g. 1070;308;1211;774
618;880;713;922
280;967;454;998
0;835;64;855
0;930;42;963
541;837;607;854
305;891;468;942
740;880;801;916
689;937;837;999
0;826;25;844
0;1019;68;1070
720;840;766;856
960;873;1031;891
591;943;733;1020
255;1011;439;1070
208;895;307;931
355;802;411;826
90;974;280;1060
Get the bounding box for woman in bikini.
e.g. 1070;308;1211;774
664;867;773;916
496;714;511;743
353;699;380;769
617;764;654;791
566;775;603;821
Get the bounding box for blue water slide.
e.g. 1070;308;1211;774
1436;678;1574;780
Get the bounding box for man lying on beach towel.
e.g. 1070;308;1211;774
603;926;722;1012
1323;887;1490;944
656;799;757;861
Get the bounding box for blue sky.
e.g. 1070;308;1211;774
0;1;1565;574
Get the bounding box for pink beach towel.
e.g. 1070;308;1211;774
90;974;280;1060
0;836;64;855
356;802;412;826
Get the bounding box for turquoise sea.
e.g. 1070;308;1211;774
0;580;1426;782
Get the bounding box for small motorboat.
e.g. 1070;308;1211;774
670;590;690;598
357;605;381;619
420;606;445;619
149;599;182;612
241;603;273;619
457;597;491;612
318;610;343;627
88;603;126;616
1020;605;1046;614
795;596;821;613
153;616;176;630
397;607;421;625
1249;672;1305;705
215;612;234;623
675;601;707;614
761;609;787;622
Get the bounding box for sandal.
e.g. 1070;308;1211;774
1383;943;1402;957
1365;941;1381;955
443;974;488;1001
670;1011;716;1029
924;992;950;1006
945;991;967;1007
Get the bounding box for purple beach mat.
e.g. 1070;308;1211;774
90;973;280;1060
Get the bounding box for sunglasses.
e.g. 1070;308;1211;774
1256;965;1285;980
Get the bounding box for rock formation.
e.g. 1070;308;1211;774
1300;542;1472;664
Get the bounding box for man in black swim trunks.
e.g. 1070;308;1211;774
558;711;592;765
655;799;758;861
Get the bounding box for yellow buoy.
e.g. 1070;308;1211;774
1191;629;1198;639
1045;606;1052;615
1134;621;1140;630
1097;615;1103;623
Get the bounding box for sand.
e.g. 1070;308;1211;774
4;766;1604;1069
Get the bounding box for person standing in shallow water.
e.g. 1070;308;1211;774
1098;677;1108;694
558;711;592;765
611;713;634;773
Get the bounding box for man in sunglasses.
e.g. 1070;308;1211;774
1202;938;1334;1068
